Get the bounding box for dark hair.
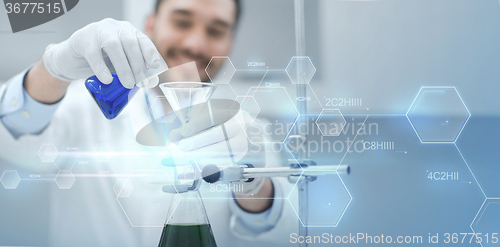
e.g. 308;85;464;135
154;0;241;28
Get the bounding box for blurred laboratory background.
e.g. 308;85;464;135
1;0;499;116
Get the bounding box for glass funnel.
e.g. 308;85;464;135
159;82;217;125
159;181;217;247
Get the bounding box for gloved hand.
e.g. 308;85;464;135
43;18;167;88
168;103;249;167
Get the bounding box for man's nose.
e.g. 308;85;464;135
181;25;207;56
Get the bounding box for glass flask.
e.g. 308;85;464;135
85;74;139;120
159;181;217;247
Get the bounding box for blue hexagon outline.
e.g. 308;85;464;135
0;170;21;189
113;178;131;197
38;143;59;163
285;56;317;85
315;109;347;137
54;170;76;189
213;84;238;101
248;86;300;145
205;56;236;85
455;142;491;245
470;198;500;247
302;83;323;120
234;95;261;124
239;72;269;98
455;143;486;198
406;86;471;144
287;171;352;228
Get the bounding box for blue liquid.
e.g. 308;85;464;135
85;74;139;119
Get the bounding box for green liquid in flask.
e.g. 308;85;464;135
158;224;217;247
159;181;218;247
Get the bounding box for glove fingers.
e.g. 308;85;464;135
119;28;148;86
85;49;113;84
102;36;136;89
136;31;164;70
142;75;160;88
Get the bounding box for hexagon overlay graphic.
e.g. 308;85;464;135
149;96;177;124
471;199;500;247
206;56;236;84
283;84;323;118
55;170;76;189
229;70;267;96
316;109;346;136
285;56;316;84
211;84;237;101
93;144;112;163
54;146;79;170
114;179;134;198
0;170;21;189
406;87;470;143
288;172;352;227
245;87;299;143
38;143;59;162
71;155;113;175
231;96;260;124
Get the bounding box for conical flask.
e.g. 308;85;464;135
85;56;167;120
159;182;217;247
85;74;140;119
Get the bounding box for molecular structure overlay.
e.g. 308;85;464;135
2;55;499;246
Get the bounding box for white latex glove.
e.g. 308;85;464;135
43;18;167;88
169;106;249;168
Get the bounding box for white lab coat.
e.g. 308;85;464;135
0;77;298;247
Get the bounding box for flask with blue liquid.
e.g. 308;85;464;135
84;60;168;119
84;74;140;119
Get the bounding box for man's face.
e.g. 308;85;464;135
146;0;236;82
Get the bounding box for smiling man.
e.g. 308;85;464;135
0;0;296;246
147;0;238;80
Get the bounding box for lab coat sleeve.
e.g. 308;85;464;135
228;177;298;242
0;67;62;138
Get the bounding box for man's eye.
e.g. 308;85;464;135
174;20;192;29
207;28;224;38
